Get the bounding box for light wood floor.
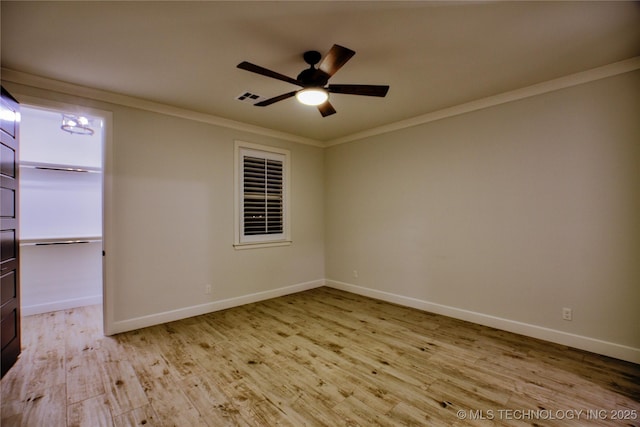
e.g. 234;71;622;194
1;287;639;427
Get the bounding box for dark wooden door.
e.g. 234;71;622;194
1;86;20;378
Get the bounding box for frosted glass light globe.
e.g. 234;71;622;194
296;88;329;106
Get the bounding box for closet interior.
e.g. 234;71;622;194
20;106;103;316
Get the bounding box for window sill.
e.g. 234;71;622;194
233;240;292;250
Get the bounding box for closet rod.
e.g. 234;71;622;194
21;239;102;247
19;162;102;173
22;165;99;173
35;166;90;173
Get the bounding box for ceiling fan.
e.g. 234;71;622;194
237;44;389;117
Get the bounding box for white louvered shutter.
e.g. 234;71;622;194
243;155;284;236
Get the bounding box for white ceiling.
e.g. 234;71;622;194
2;1;639;142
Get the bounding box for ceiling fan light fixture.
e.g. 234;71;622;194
296;88;328;106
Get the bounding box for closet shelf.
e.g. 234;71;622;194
19;160;102;174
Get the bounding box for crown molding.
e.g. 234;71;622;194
325;56;640;147
0;68;325;148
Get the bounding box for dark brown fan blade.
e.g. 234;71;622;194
318;45;356;77
328;84;389;97
254;91;298;106
317;101;336;117
237;61;302;87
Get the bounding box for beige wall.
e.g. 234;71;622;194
6;82;325;331
109;108;325;323
325;71;640;353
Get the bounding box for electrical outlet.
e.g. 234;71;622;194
353;270;359;278
562;307;572;321
205;285;212;295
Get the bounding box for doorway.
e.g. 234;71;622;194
19;104;105;323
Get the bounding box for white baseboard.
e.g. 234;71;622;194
108;279;324;335
22;295;103;316
325;279;640;364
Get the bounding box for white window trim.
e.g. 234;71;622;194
234;141;291;249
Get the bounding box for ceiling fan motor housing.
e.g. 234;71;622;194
298;51;329;87
297;68;329;87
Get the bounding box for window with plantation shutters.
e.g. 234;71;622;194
243;155;283;236
234;142;290;247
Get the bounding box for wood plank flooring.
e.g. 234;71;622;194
1;287;639;426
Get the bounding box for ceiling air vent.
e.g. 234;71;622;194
236;92;264;104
